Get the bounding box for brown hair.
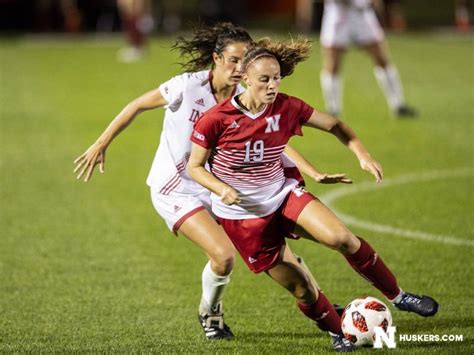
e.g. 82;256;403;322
172;22;253;72
242;37;312;77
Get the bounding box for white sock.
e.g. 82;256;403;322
389;289;404;304
320;70;342;116
374;65;406;111
199;261;231;315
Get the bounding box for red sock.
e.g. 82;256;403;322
345;237;400;300
123;16;144;48
297;292;342;334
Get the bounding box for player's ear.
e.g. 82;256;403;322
243;73;250;86
212;52;222;66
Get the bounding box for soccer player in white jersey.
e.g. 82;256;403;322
73;23;345;341
188;38;438;352
320;0;417;117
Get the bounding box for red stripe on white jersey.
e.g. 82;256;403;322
159;160;187;195
209;143;286;189
211;161;283;178
160;173;181;195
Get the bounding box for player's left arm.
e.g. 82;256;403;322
284;145;352;184
303;109;383;182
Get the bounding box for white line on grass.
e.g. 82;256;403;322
319;168;474;247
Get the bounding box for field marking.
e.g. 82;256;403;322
319;168;474;247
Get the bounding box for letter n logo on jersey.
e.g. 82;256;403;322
265;114;281;133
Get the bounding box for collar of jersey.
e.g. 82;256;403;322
231;95;268;120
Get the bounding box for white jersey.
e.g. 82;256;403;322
146;70;244;195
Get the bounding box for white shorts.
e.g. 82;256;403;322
150;187;213;234
320;4;384;48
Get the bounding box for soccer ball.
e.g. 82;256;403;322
341;296;393;347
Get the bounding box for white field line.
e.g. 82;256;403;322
319;168;474;247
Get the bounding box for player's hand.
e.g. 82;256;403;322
220;186;241;205
314;172;352;184
73;142;106;182
359;156;383;183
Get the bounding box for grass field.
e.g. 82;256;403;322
1;32;473;353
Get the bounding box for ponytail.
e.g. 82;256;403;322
172;22;253;72
242;37;312;77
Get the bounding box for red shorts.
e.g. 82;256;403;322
217;186;316;273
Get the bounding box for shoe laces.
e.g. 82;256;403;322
402;293;421;305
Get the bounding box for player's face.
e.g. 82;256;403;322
244;57;281;105
213;42;248;86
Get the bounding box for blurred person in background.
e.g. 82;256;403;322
116;0;154;62
159;0;182;34
373;0;407;32
198;0;246;26
455;0;471;31
35;0;82;32
319;0;417;118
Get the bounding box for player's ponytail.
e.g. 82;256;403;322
242;37;312;78
172;22;253;72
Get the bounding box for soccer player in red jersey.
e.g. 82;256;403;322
188;38;438;351
74;23;338;341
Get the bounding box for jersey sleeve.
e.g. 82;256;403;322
288;96;314;136
191;111;221;149
158;74;186;112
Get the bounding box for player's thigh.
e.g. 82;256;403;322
178;209;236;262
296;199;359;252
150;188;235;260
354;9;385;48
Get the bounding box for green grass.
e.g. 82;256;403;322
1;33;473;353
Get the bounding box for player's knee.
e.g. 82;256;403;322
209;249;235;275
328;231;357;253
324;63;339;74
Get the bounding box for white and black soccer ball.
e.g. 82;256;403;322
341;296;393;347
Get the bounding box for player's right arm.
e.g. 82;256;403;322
187;143;241;205
73;88;168;182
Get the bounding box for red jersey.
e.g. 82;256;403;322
191;93;314;219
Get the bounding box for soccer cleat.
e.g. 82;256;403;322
394;292;439;317
330;332;356;352
395;105;418;118
198;312;234;340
